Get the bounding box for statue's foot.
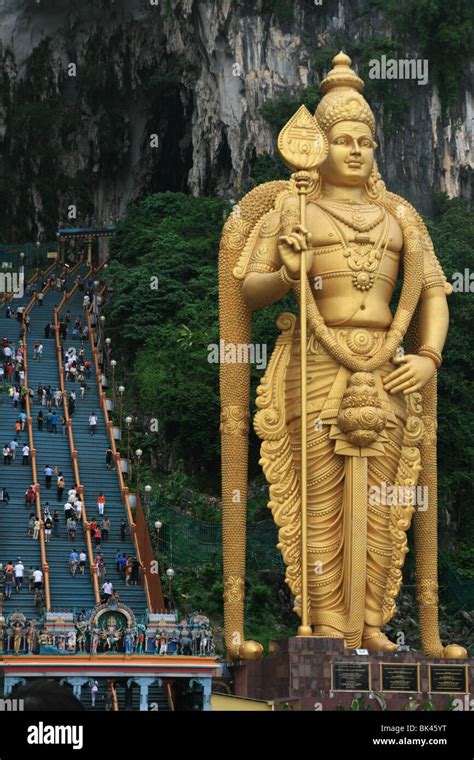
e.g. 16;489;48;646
313;625;345;641
362;628;398;653
443;644;468;659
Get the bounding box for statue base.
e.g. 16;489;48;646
231;637;473;710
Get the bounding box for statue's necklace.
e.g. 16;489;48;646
319;207;389;292
317;199;384;233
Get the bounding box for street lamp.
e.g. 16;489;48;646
105;337;111;370
19;252;26;294
166;568;175;611
135;448;143;492
154;519;162;571
118;385;125;433
154;520;162;544
125;416;132;463
110;359;117;401
144;484;152;522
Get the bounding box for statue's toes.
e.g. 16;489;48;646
443;644;468;659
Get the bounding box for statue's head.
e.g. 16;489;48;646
315;52;377;189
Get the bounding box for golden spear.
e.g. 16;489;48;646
277;105;328;636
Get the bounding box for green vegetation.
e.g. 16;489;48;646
259;85;321;134
261;0;294;24
375;0;474;110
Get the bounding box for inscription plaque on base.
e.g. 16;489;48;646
380;662;420;693
428;664;468;694
331;662;371;692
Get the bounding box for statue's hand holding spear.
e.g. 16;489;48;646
277;105;328;636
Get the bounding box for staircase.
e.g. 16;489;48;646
26;264;96;613
0;262;149;623
60;283;148;618
0;274;49;618
79;679;170;711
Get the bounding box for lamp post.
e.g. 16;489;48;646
125;416;132;464
135;448;143;494
105;337;111;371
154;520;162;575
118;385;125;434
154;520;162;548
166;567;175;611
110;359;117;401
144;484;152;522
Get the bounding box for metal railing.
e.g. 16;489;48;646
54;261;100;605
84;285;163;614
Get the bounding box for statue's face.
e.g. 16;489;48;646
319;120;375;187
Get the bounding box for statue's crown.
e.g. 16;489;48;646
315;51;375;136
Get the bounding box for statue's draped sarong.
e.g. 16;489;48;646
284;327;407;647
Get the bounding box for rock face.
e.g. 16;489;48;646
0;0;472;239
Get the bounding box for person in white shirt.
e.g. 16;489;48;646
74;499;83;522
79;550;87;575
68;488;77;505
101;580;113;602
64;502;73;521
90;680;99;707
33;567;43;588
14;560;24;592
22;444;30;465
89;413;98;436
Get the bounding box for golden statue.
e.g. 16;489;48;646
219;52;467;660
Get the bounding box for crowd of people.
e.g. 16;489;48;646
0;270;146;615
1;557;44;612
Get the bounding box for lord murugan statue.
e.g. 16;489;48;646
219;52;467;660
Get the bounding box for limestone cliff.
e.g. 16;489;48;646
0;0;471;239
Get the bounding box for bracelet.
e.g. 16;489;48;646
279;266;300;287
418;345;442;369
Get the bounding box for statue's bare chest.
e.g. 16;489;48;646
303;201;403;294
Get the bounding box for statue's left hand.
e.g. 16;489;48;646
383;354;436;395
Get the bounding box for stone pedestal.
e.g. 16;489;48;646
231;637;474;710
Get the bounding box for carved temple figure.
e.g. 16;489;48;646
135;623;146;654
219;52;467;660
91;630;100;654
12;621;23;655
125;628;134;654
26;623;36;654
76;620;88;652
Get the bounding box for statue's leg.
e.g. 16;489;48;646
286;349;347;638
363;386;406;652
